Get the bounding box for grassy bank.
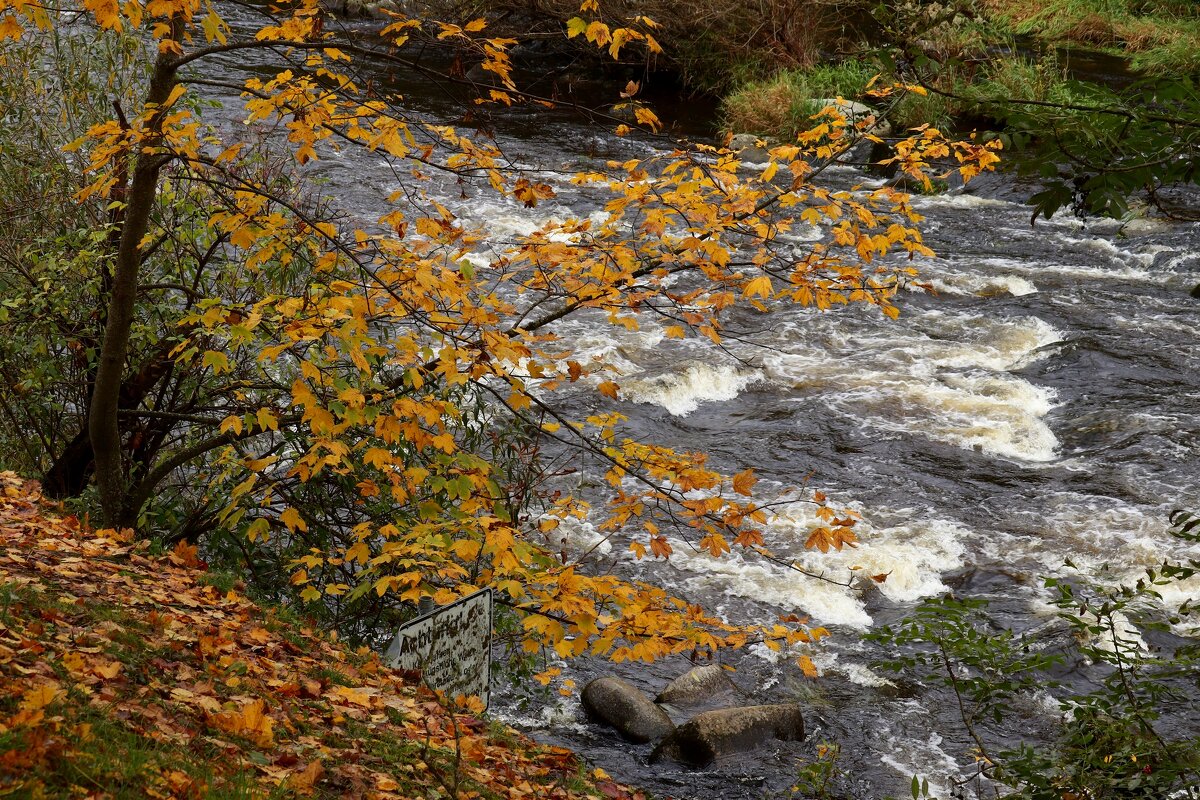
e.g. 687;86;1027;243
980;0;1200;74
720;54;1094;140
713;0;1198;142
0;472;639;800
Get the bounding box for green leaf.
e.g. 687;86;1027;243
202;350;230;373
565;17;587;38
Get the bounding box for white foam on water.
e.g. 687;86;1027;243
494;691;591;735
1007;496;1182;576
454;199;612;244
812;650;897;687
851;371;1060;462
1028;597;1150;657
918;271;1038;298
661;508;967;630
549;317;666;378
838;661;896;688
546;316;764;415
551;515;615;558
1053;233;1172;271
1118;216;1181;236
918;310;1064;371
665;543;875;629
1109;308;1200;340
778;222;825;243
1081;609;1148;656
746;641;791;665
762;311;1063;462
912;192;1012;210
998;496;1200;638
972;255;1163;284
877;718;965;800
1058;233;1139;261
1154;576;1200;633
623;363;761;416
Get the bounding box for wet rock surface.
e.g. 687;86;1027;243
581;676;675;744
650;704;806;767
655;664;739;707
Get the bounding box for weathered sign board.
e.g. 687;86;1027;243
384;588;493;709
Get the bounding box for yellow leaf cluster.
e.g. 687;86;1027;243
43;0;1004;671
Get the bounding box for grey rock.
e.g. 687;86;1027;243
808;99;892;140
731;99;889;166
581;676;675;744
655;664;737;706
808;98;891;164
729;133;772;163
651;704;805;767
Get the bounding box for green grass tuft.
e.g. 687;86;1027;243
720;60;879;139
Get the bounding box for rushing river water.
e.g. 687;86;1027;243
202;16;1200;798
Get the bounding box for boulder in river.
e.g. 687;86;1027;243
808;99;891;164
655;664;738;707
729;133;772;163
808;99;892;138
581;676;675;743
650;704;805;767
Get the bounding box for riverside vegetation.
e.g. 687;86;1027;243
0;0;1003;654
0;0;1197;797
0;0;1001;793
419;0;1199;219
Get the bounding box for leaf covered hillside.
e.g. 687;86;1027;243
0;472;639;799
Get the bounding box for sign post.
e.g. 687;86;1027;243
384;588;493;709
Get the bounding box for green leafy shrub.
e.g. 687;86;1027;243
868;510;1200;799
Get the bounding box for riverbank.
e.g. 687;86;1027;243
0;472;641;799
409;0;1197;180
980;0;1200;74
720;1;1199;142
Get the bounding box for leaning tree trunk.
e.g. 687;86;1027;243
88;41;180;528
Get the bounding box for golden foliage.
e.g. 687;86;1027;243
0;0;1001;673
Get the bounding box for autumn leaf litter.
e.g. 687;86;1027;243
0;471;641;799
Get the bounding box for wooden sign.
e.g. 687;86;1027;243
384;588;493;709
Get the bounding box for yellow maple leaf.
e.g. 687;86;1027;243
21;682;61;712
732;468;757;496
798;655;819;678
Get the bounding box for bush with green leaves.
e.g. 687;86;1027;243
869;509;1200;800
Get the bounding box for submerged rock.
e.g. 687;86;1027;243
650;704;805;767
581;677;675;744
655;664;738;707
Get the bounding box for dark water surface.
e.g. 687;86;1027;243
199;16;1200;797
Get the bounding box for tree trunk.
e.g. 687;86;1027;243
42;429;94;499
89;43;179;528
45;340;179;499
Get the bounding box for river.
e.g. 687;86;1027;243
201;15;1200;798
